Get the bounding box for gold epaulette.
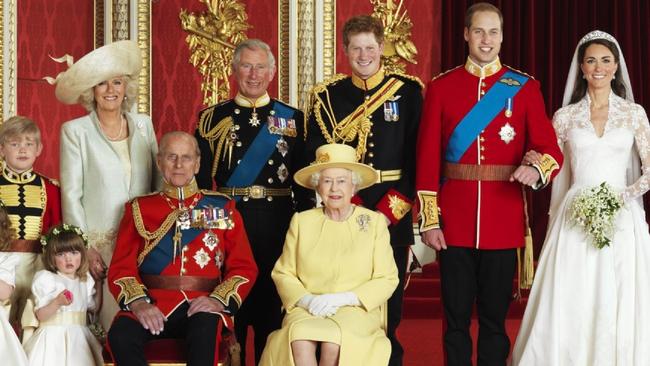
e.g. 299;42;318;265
201;189;231;200
431;65;462;81
387;72;424;89
504;65;536;80
310;73;349;94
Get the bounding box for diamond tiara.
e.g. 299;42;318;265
579;30;617;46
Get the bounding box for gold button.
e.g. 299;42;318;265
235;125;241;130
480;90;486;96
480;146;485;151
270;110;275;115
243;196;249;202
181;268;187;274
182;246;188;252
369;132;374;137
236;141;242;147
365;95;370;100
268;159;274;165
480;137;485;142
237;159;241;164
368;152;374;158
268;178;274;184
267;196;273;202
481;82;486;87
369;163;374;167
182;257;188;263
234;109;240;114
369;142;375;147
480;155;485;161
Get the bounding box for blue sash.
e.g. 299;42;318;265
226;101;295;201
139;195;228;274
445;71;529;162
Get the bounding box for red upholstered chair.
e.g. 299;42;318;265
103;332;239;366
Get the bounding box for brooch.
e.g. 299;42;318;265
357;214;371;232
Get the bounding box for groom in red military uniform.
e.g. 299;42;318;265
107;132;257;366
416;3;562;365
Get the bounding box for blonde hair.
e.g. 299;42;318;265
0;204;15;251
41;228;90;281
0;116;42;145
78;74;138;112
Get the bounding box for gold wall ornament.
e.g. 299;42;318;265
371;0;418;74
180;0;250;106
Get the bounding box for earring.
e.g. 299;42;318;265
582;74;586;79
612;75;616;80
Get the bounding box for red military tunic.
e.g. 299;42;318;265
108;181;258;329
416;58;563;249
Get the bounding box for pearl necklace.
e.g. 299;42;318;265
100;115;126;141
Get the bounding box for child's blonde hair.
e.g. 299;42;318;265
41;225;89;281
0;202;15;251
0;116;42;145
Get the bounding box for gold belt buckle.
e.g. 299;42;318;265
248;185;265;199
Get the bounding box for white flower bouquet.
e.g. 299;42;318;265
569;182;623;249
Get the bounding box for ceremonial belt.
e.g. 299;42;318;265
40;311;86;326
376;169;402;183
443;163;517;181
217;185;291;199
445;70;529;162
141;274;219;292
226;101;295;202
10;239;40;253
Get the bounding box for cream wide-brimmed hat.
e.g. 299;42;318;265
51;40;142;105
294;144;379;190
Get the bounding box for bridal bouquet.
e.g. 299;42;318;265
568;182;623;249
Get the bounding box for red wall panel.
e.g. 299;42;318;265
16;0;93;179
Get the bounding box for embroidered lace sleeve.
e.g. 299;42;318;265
621;104;650;203
552;107;571;146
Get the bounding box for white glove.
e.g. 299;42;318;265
308;292;360;317
296;294;316;310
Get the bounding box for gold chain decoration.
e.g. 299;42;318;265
180;0;250;105
197;108;235;176
371;0;418;74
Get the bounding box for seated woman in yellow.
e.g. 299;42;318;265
260;143;399;366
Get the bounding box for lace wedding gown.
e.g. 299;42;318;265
511;93;650;366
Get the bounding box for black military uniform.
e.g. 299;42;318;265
301;68;423;366
195;92;304;364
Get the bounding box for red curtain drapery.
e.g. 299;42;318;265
438;0;650;255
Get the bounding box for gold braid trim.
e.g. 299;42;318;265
386;72;424;89
198;108;234;178
305;74;348;140
210;275;250;308
132;198;181;265
531;153;560;189
113;277;147;305
312;77;403;162
417;191;440;231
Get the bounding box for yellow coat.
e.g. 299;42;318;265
260;207;398;366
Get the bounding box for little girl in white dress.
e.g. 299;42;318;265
22;224;103;366
0;204;28;366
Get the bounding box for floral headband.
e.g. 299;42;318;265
40;223;89;249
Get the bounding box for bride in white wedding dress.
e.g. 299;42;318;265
511;30;650;366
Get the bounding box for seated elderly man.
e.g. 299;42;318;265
107;131;258;366
260;143;398;366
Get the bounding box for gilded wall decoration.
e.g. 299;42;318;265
136;0;151;114
180;0;250;106
113;0;130;41
95;0;105;48
371;0;418;74
1;0;17;120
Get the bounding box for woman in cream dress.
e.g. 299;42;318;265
49;40;159;330
260;144;398;366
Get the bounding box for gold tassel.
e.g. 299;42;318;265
521;227;534;289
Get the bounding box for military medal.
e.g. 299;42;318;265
499;122;516;144
277;163;289;183
505;97;513;118
276;138;289;157
249;110;261;127
202;230;219;251
383;101;400;122
193;248;210;269
214;250;224;269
